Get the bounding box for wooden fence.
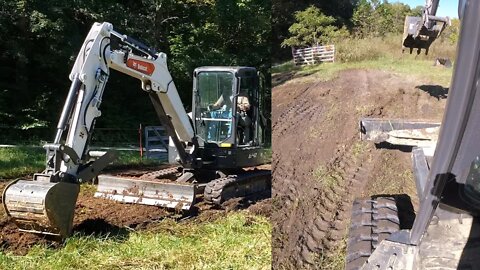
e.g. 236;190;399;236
292;45;335;65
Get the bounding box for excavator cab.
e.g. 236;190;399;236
194;68;236;145
169;66;269;169
192;67;264;146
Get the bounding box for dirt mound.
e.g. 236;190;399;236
0;165;271;255
272;69;447;268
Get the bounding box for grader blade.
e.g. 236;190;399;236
2;180;80;238
95;175;196;210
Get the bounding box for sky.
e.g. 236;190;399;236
395;0;459;18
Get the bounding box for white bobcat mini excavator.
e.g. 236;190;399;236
2;22;270;238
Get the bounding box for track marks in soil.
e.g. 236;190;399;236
272;69;447;269
299;139;377;266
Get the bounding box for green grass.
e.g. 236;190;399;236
272;61;300;74
274;57;453;86
0;147;162;179
113;150;163;166
0;147;45;179
0;213;271;270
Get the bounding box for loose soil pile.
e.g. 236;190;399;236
272;69;448;268
0;165;271;255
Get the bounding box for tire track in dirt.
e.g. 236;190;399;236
300;124;385;265
272;69;447;269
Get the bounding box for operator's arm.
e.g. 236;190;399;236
210;95;225;110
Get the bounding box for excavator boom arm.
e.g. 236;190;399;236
65;22;195;174
2;22;197;237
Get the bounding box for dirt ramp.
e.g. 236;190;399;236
272;69;446;268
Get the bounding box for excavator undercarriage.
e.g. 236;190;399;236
95;167;271;210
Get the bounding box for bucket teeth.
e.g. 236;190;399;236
3;180;80;238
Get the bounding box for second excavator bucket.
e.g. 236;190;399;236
402;15;449;55
95;175;196;210
360;118;441;156
3;180;80;238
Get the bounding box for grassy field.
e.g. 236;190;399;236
273;56;453;87
0;147;45;179
0;147;272;269
0;147;159;179
0;213;271;270
274;34;456;87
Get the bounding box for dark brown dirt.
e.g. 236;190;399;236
0;165;270;255
272;69;447;268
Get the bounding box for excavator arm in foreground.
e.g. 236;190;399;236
402;0;450;55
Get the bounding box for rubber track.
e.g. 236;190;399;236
345;196;400;270
140;167;181;180
204;170;271;205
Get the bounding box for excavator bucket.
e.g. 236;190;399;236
2;180;80;238
402;16;449;55
95;175;196;210
360;118;441;156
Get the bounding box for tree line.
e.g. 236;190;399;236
0;0;270;141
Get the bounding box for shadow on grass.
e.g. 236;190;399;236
416;85;449;100
273;61;340;88
73;219;130;241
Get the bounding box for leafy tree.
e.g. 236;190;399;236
390;2;413;33
0;0;271;143
352;0;414;37
352;0;375;37
272;0;357;61
281;6;343;48
410;5;423;17
441;18;460;45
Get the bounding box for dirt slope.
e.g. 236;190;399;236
272;69;447;268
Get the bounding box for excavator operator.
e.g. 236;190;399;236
208;88;252;145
